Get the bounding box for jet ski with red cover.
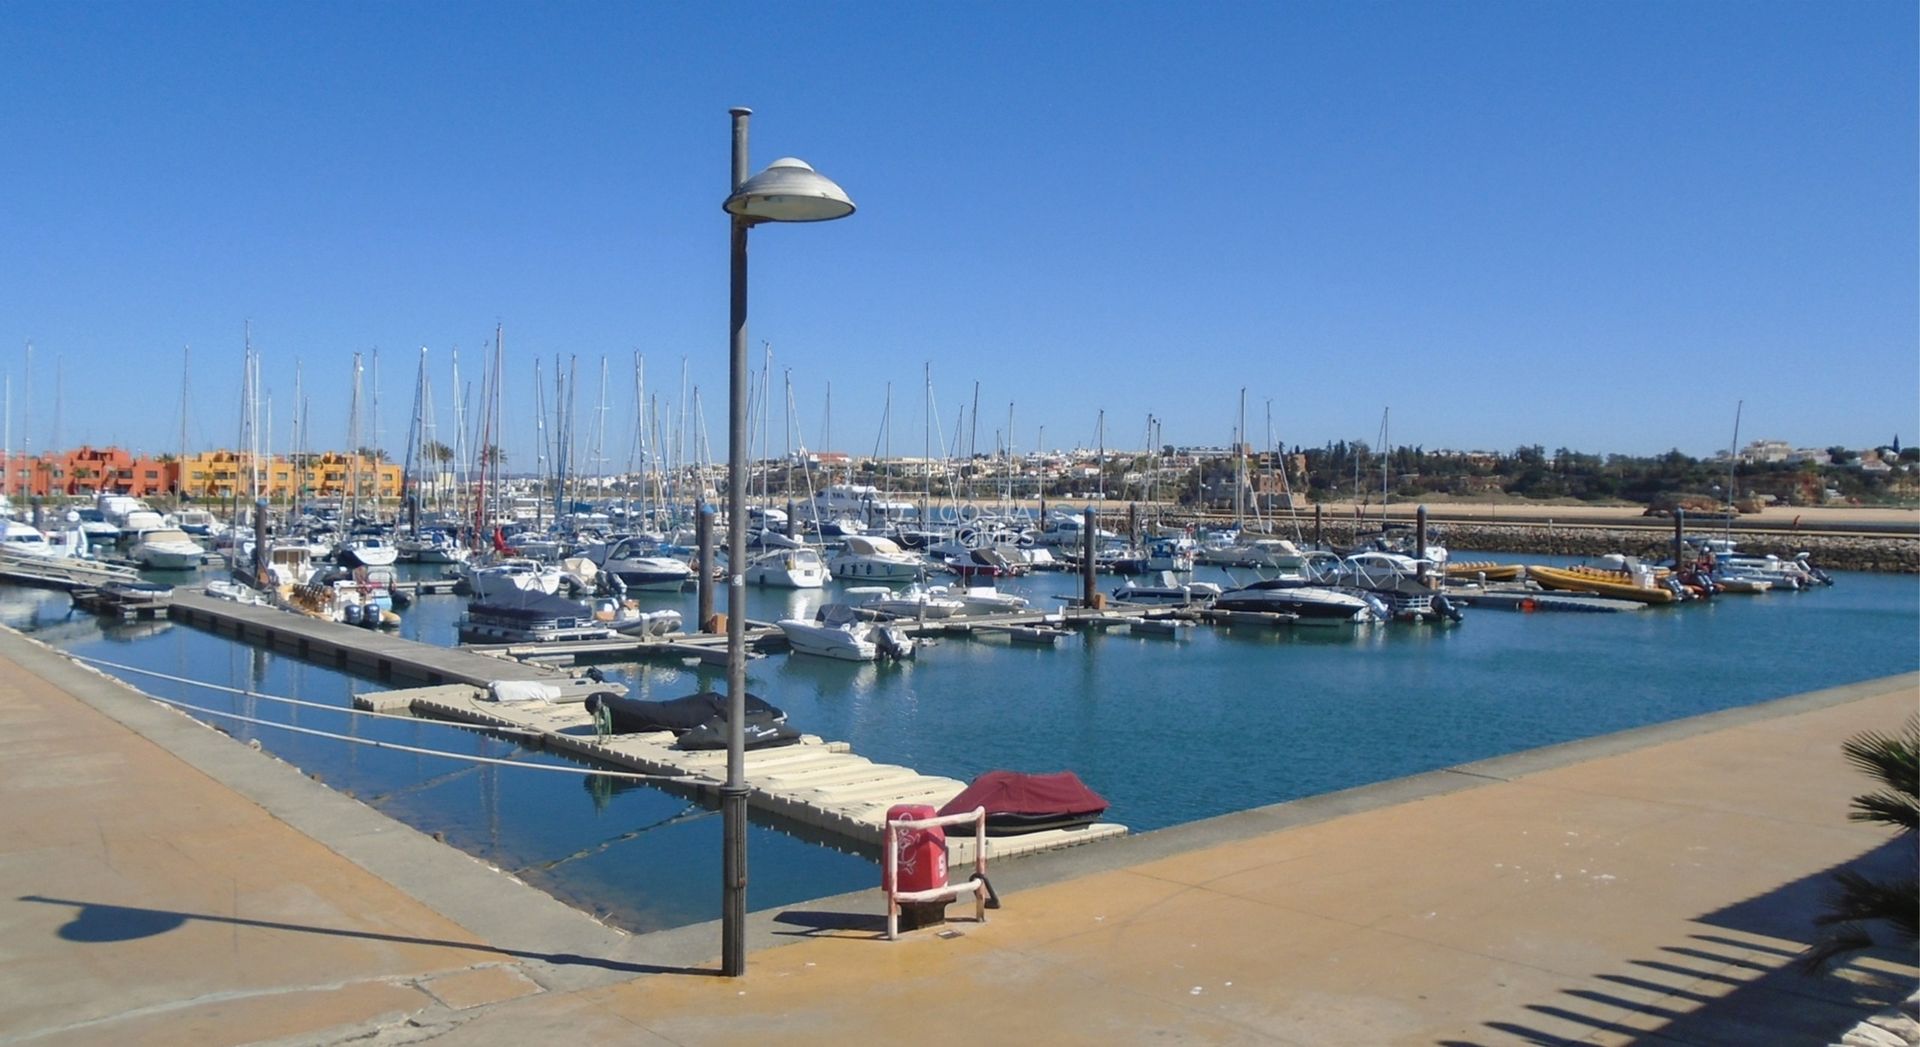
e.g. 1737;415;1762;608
936;770;1109;836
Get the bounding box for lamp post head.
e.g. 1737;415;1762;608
724;157;856;224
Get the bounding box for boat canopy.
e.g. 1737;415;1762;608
467;590;591;621
585;690;785;734
938;770;1109;835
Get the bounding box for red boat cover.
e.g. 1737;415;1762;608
937;770;1108;820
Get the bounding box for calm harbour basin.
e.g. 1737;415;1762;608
6;557;1916;936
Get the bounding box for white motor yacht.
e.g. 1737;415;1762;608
743;546;828;589
395;530;469;564
463;557;566;600
0;519;87;560
826;535;925;582
587;535;695;592
335;535;400;568
173;509;227;538
131;528;206;569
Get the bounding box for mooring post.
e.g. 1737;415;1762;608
1081;507;1097;607
697;503;716;632
785;498;796;539
1416;505;1429;583
254;498;271;589
1674;508;1686;567
1314;503;1324;547
1127;502;1139;545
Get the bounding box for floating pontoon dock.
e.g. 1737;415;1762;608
165;589;611;696
359;683;1128;864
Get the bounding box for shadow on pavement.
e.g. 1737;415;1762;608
18;894;721;978
1435;840;1917;1046
770;908;889;939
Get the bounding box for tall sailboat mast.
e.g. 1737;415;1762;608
177;346;190;493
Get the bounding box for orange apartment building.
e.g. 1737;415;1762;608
1;446;402;504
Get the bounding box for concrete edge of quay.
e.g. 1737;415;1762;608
766;670;1920;927
0;624;730;992
8;618;1916;984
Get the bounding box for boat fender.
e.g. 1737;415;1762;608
970;871;1001;910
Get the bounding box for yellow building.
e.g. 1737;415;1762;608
178;450;402;502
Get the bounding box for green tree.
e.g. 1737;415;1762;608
1800;716;1919;972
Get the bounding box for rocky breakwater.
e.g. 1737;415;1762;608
1433;524;1920;574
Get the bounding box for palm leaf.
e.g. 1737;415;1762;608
1810;869;1919;940
1842;717;1919;834
1797;922;1876;974
1848;788;1920;833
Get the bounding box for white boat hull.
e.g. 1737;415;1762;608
778;620;878;661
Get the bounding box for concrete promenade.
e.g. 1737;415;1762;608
0;623;1913;1045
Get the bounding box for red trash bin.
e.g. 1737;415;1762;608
882;803;947;895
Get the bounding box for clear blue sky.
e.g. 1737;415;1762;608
2;1;1914;467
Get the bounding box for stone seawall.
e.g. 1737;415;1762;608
1361;523;1919;573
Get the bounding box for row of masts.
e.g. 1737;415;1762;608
15;330;1392;541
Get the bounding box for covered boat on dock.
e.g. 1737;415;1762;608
583;690;798;749
937;770;1110;836
457;590;616;643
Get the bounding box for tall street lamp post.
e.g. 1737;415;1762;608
719;107;854;976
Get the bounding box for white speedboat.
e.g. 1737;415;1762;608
1696;539;1829;589
173;509;227;538
743;546;828;589
335;535;400;568
1111;572;1223;606
778;604;915;662
463;557;566;600
1213;580;1378;623
947;584;1030;616
205;579;274;605
73;508;121;546
131;528;206;569
847;583;965;620
1198;536;1310;570
827;535;925;582
588;535;694;592
590;597;684;637
1143;536;1197;572
395;530;469;564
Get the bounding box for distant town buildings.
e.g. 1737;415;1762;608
0;445;403;502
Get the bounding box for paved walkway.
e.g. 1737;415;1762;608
0;622;1912;1045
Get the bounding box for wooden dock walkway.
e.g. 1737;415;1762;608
166;589;612;697
0;552;139;589
361;683;1128;864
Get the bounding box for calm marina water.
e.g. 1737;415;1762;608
7;558;1916;935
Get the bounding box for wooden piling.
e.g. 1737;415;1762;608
1081;507;1097;607
697;504;715;632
